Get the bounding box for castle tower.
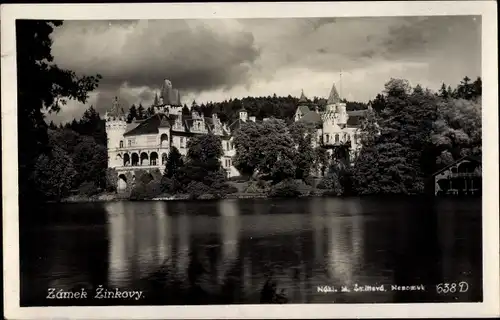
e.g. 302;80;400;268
161;79;174;105
238;106;248;122
105;97;127;168
298;89;308;104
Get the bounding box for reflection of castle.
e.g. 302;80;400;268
431;155;482;196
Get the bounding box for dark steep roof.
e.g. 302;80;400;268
346;115;364;126
297;105;310;114
327;83;341;104
107;97;126;119
298;90;308;103
347;110;368;117
298;111;322;125
431;155;482;177
228;118;246;132
123;112;230;137
124;113;171;136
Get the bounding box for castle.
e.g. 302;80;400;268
105;79;369;191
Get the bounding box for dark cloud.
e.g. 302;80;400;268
51;19;260;94
381;16;481;60
45;16;481;124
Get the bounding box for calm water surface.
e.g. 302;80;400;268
20;197;482;306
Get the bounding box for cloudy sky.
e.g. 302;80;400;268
45;15;481;123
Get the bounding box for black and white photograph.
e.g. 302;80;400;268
2;2;499;319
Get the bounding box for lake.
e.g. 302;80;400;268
19;197;482;306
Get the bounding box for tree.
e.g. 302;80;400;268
352;78;440;194
79;105;106;145
137;104;145;120
175;134;225;187
371;93;386;113
163;146;184;179
431;98;482;166
48;120;57;129
288;121;316;179
472;77;482;100
235;119;297;182
16;20;101;201
146;106;155;118
232;121;265;177
438;83;449;99
72;136;108;188
127;104;138;123
32;145;77;200
455;76;474;100
182;104;191;116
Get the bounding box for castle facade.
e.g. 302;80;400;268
105;79;369;191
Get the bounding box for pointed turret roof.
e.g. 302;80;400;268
298;89;307;103
327;83;341;104
153;93;159;106
108;96;126;118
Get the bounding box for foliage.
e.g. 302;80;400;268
78;181;100;197
130;180;162;200
185;181;212;200
288;122;316;179
233;119;297;182
72;136;107;188
317;172;343;195
244;179;271;194
150;168;163;183
268;179;301;198
32;145;77;200
431;98;482;167
17;20;101;202
313;147;330;177
232;121;265;176
135;170;154;185
163;147;184;179
105;168;118;192
352;76;481;195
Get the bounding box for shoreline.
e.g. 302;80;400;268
51;192;478;204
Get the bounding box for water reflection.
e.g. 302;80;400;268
21;198;483;306
217;200;241;284
155;202;172;266
107;202;129;287
176;205;190;280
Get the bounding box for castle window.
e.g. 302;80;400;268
119;140;124;148
335;134;340;143
180;137;185;148
128;139;132;147
325;134;330;143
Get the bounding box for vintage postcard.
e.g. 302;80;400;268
2;1;499;319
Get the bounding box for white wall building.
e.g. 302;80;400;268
293;83;369;164
105;79;369;191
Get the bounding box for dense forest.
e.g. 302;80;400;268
19;20;482;202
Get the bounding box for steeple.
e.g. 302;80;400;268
298;89;307;103
153;93;159;106
327;83;341;104
106;96;126;120
177;89;181;106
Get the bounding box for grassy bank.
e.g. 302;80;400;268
58;179;343;203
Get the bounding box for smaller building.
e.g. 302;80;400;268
431;155;482;196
